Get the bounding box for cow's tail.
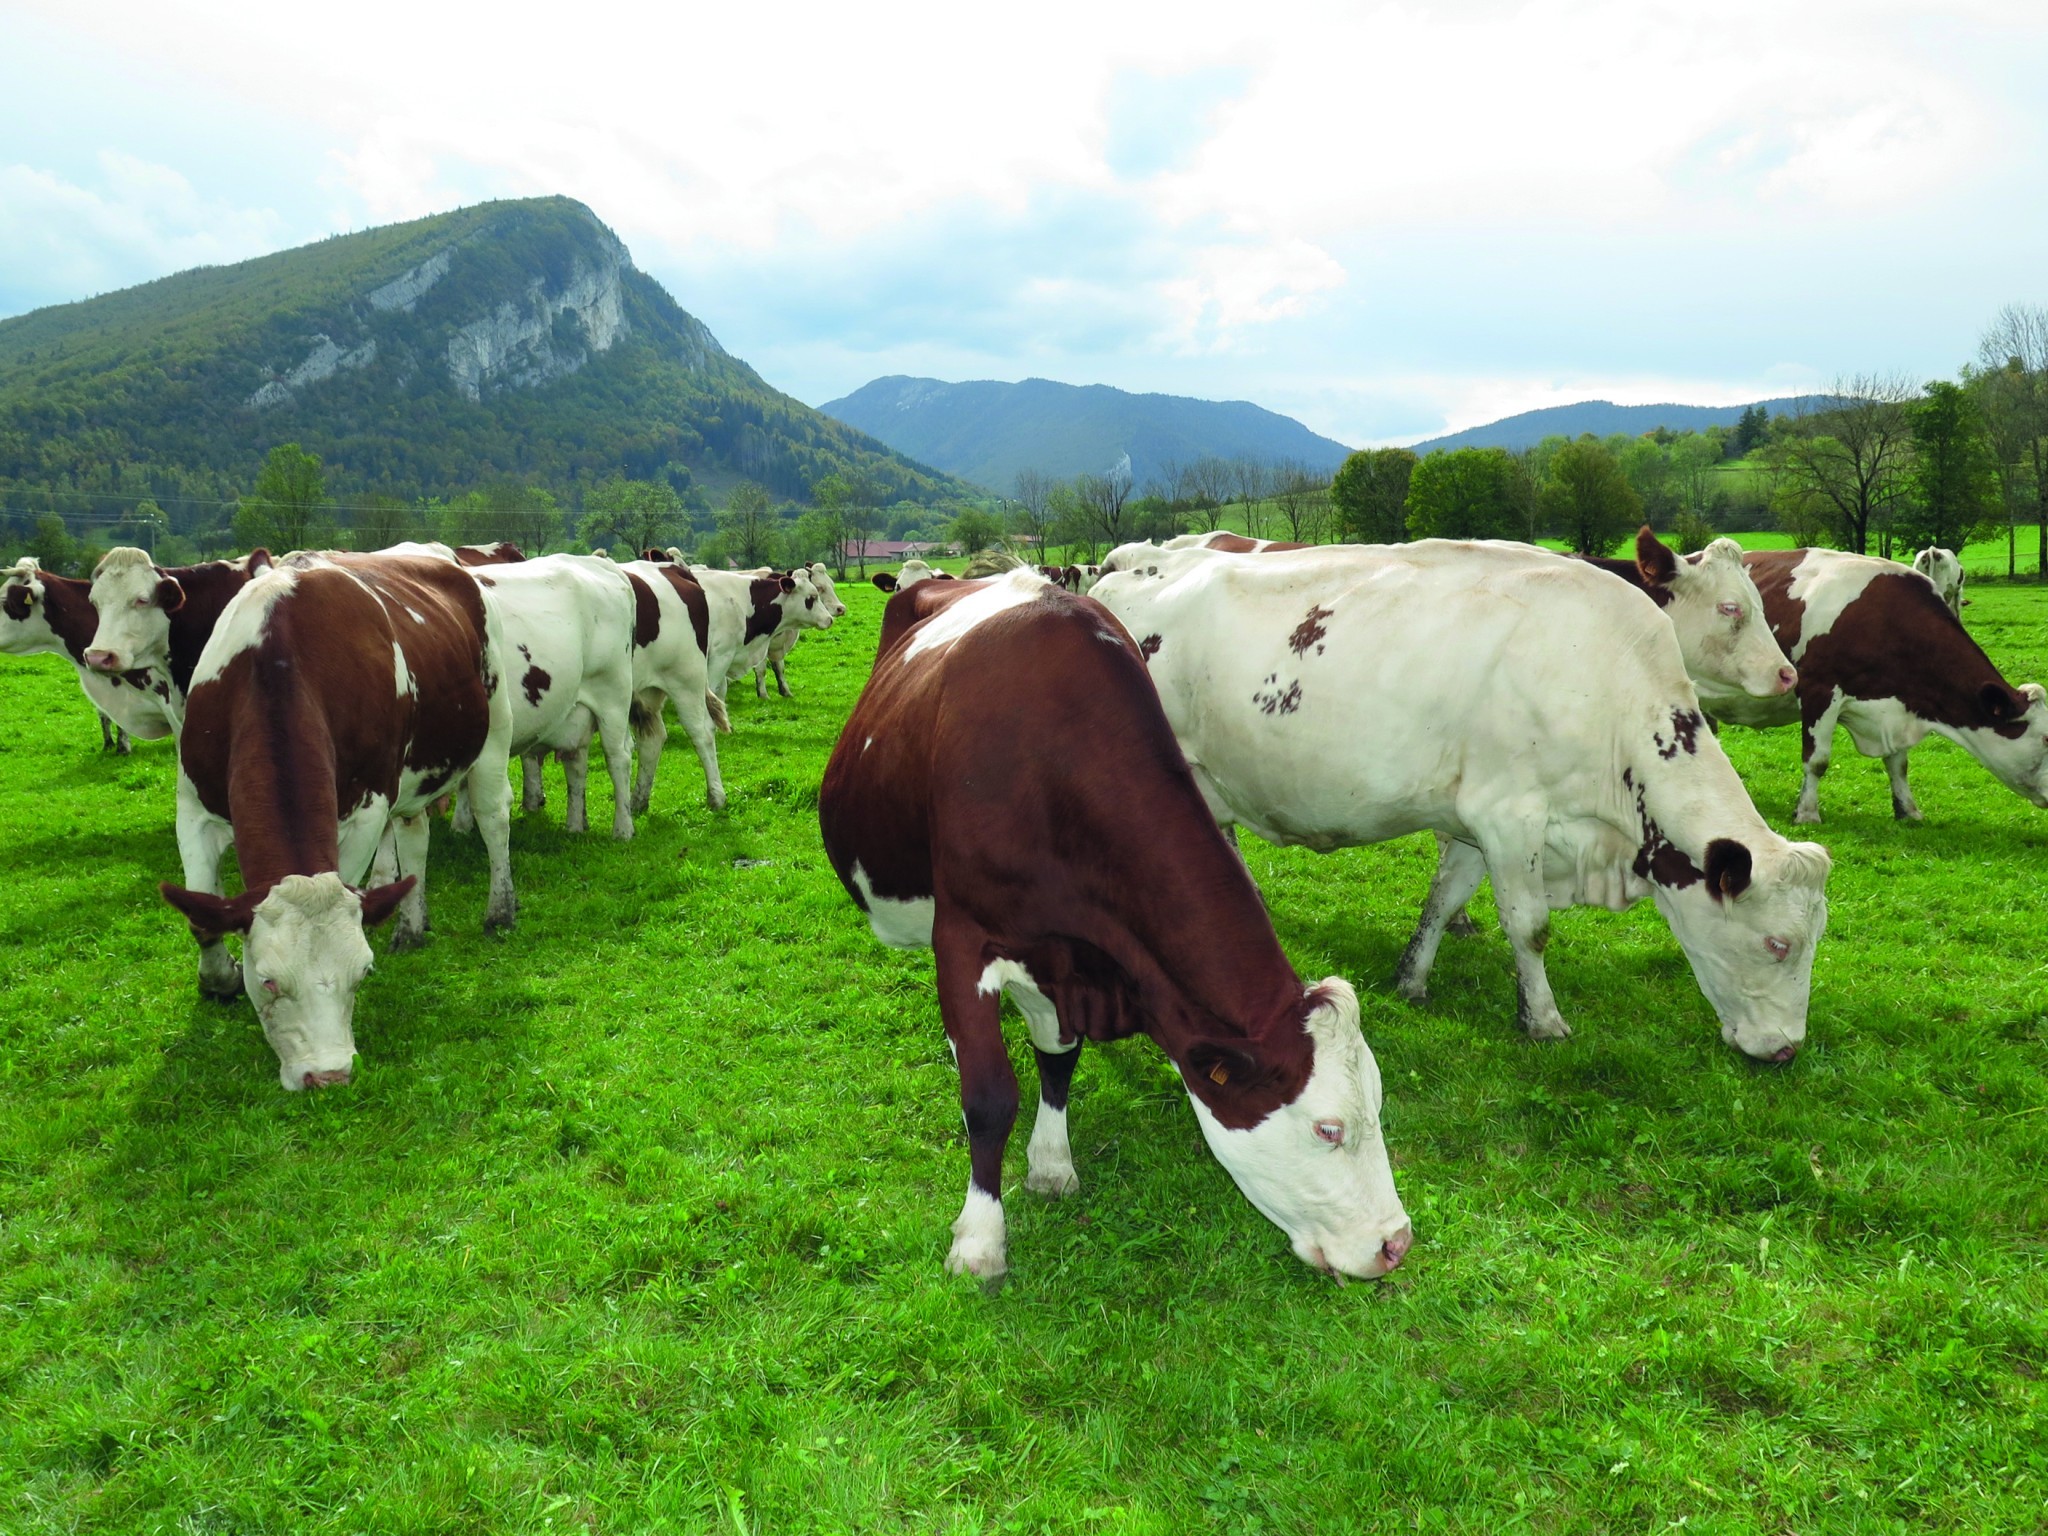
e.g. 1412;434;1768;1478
706;690;731;734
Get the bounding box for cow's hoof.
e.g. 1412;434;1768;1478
611;819;635;841
1523;1015;1572;1042
1394;975;1429;1005
1792;806;1822;825
1446;910;1481;938
1893;805;1923;823
388;923;426;954
483;899;518;934
199;976;244;1002
945;1240;1008;1280
1026;1164;1080;1198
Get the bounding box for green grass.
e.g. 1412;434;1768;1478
3;582;2047;1533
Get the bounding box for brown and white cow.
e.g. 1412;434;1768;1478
1714;547;2048;822
741;562;846;698
160;551;516;1090
1093;542;1833;1060
2;557;131;751
1035;563;1102;593
819;568;1411;1282
619;557;727;810
82;546;275;737
871;559;956;593
688;564;836;707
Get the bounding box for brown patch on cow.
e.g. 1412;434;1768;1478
1206;532;1310;553
11;568;95;661
1622;768;1705;891
1577;553;1671;607
1288;603;1334;657
1253;674;1303;715
656;565;712;655
743;577;790;644
1656;706;1705;759
1139;633;1163;662
162;557;270;697
455;542;525;566
624;572;662;649
521;665;552;707
1742;551;1808;654
2;583;31;623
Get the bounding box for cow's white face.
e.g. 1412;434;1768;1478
1;560;56;655
1966;683;2048;807
242;873;380;1091
805;564;848;617
895;559;939;590
1656;838;1831;1060
1185;979;1412;1280
789;569;837;631
1672;540;1795;700
85;546;178;676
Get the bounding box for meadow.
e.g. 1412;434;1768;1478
2;575;2046;1534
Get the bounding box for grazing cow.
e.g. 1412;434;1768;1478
1;558;131;752
1714;548;2048;822
871;559;956;592
1163;531;1312;553
1035;564;1102;593
819;569;1411;1282
1912;546;1967;615
457;554;639;838
81;546;275;737
160;551;516;1090
688;565;836;706
619;557;728;810
1093;542;1832;1059
744;562;846;698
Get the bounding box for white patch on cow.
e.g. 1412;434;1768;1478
392;641;413;698
850;862;934;948
976;957;1069;1053
945;1184;1007;1278
406;606;426;624
84;546;172;677
902;568;1045;662
975;957;1079;1195
862;736;873;752
191;564;301;688
1182;980;1410;1280
1784;549;1883;663
243;873;377;1092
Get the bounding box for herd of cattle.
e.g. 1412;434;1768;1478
4;523;2044;1286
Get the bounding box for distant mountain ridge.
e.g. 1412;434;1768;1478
1407;397;1810;454
0;197;965;523
819;375;1356;492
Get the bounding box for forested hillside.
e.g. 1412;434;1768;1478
1410;397;1811;453
0;197;964;543
819;375;1355;491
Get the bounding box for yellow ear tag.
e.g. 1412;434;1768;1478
1208;1062;1230;1086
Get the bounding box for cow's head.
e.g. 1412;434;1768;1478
1181;978;1412;1281
805;563;848;618
1967;681;2048;807
0;559;54;654
1653;533;1795;700
1654;836;1832;1061
160;871;414;1090
1913;546;1966;615
784;569;837;631
84;546;182;675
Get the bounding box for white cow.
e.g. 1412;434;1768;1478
1912;546;1967;616
619;559;728;811
1092;541;1833;1061
737;561;847;698
687;565;837;708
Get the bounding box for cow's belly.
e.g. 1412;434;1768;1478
1839;697;1931;759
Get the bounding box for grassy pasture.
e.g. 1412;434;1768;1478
3;578;2047;1535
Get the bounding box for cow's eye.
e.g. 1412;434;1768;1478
1764;936;1790;961
261;977;281;996
1717;601;1742;619
134;596;151;607
1314;1119;1345;1146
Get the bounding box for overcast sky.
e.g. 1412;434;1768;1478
4;0;2046;445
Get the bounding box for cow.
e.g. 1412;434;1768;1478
1035;563;1102;593
81;546;276;738
2;557;131;752
687;565;836;707
452;553;639;838
1163;531;1312;553
741;561;846;699
1911;546;1967;615
159;551;516;1090
1092;542;1833;1060
871;559;958;593
818;568;1411;1283
1714;547;2048;822
619;557;728;810
455;542;527;567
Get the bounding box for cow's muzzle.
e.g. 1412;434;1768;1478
301;1067;353;1089
84;649;123;673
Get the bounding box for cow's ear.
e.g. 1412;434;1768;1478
779;574;797;592
357;876;416;928
641;548;667;562
872;573;898;592
1184;1037;1276;1093
1704;838;1753;901
160;883;258;934
247;548;273;573
1634;525;1678;589
154;576;185;613
1981;682;2027;721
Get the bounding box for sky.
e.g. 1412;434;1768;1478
3;0;2047;447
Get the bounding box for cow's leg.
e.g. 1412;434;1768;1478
116;723;131;755
1000;974;1080;1197
450;781;475;834
1794;690;1847;825
771;655;792;698
520;751;547;813
98;712;116;752
673;686;727;810
175;773;241;999
1475;824;1570;1040
753;665;769;701
1397;835;1489;1004
559;740;591;834
937;922;1017;1279
467;737;518;934
1884;749;1922;822
629;692;666;817
384;811;434;950
593;697;635;841
1423;830;1485;938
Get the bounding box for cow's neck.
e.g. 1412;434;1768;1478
1621;708;1769;875
36;572;96;663
167;562;257;696
225;688;343;892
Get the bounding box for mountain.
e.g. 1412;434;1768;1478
0;197;966;532
1407;397;1809;454
818;376;1357;493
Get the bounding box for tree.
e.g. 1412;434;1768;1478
29;513;74;574
1539;437;1642;554
1617;437;1677;526
812;472;853;576
842;469;883;577
1403;448;1523;540
789;507;839;567
950;505;1005;554
124;498;168;555
1268;459;1330;543
234;442;330;552
1900;380;1998;553
1189;456;1233;512
578;474;686;556
1328;448;1416;543
1669;433;1725;523
1729;404;1770;458
1768;376;1916;555
1046;480;1090;559
1977;304;2048;580
1966;359;2038;578
719;481;781;568
352;495;416;552
1011;469;1055;554
1076;459;1136;548
1230;457;1270;538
